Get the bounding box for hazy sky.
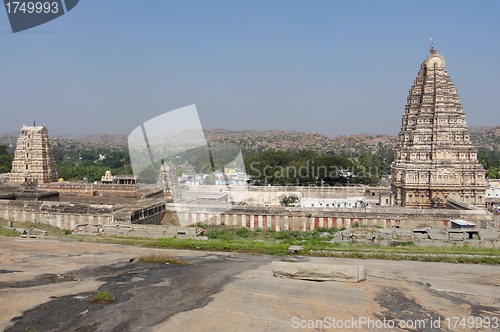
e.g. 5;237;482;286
1;0;499;138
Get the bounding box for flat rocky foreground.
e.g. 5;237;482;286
0;237;499;332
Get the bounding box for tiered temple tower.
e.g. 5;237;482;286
158;161;181;202
10;124;58;184
390;48;486;208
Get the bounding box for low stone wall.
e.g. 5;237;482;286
38;183;144;198
0;198;167;230
0;194;493;233
0;200;113;230
0;186;59;201
73;224;206;240
331;228;500;248
170;204;491;230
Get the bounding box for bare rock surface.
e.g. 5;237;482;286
0;237;499;331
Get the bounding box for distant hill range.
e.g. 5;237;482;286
469;126;500;152
1;126;499;154
204;129;398;155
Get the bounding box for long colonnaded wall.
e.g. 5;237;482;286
172;204;491;231
0;198;491;231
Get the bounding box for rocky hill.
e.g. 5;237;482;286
1;126;499;155
204;129;398;156
469;126;500;152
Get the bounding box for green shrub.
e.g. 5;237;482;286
236;227;250;237
0;227;20;237
206;229;234;241
90;290;115;303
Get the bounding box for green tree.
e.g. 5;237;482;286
203;173;218;185
279;194;301;206
0;145;14;173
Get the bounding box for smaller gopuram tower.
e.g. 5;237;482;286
390;47;486;208
10;124;58;184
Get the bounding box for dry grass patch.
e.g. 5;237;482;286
138;253;189;265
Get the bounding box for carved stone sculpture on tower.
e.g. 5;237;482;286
10;124;58;184
390;49;486;208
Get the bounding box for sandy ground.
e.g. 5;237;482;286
0;237;499;331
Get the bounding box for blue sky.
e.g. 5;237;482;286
1;0;499;137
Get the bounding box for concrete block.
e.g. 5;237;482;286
30;228;47;235
146;227;168;235
449;233;465;241
479;231;500;241
376;233;393;240
378;240;398;246
288;245;303;253
414;240;445;248
15;228;27;234
83;225;100;233
165;226;197;237
341;230;353;238
428;232;448;240
127;231;148;238
395;230;412;237
331;233;343;242
464;240;480;247
479;241;496;249
272;261;366;283
176;234;196;239
413;232;429;240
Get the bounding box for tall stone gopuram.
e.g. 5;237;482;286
10;124;58;184
390;48;486;208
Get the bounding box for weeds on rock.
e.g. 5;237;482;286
138;253;189;265
90;291;115;304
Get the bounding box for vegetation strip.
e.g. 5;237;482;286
2;219;499;264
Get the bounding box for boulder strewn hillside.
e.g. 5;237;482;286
1;126;498;155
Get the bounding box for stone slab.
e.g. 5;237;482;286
272;261;366;282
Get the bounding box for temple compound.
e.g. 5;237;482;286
10;124;58;184
391;48;486;208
